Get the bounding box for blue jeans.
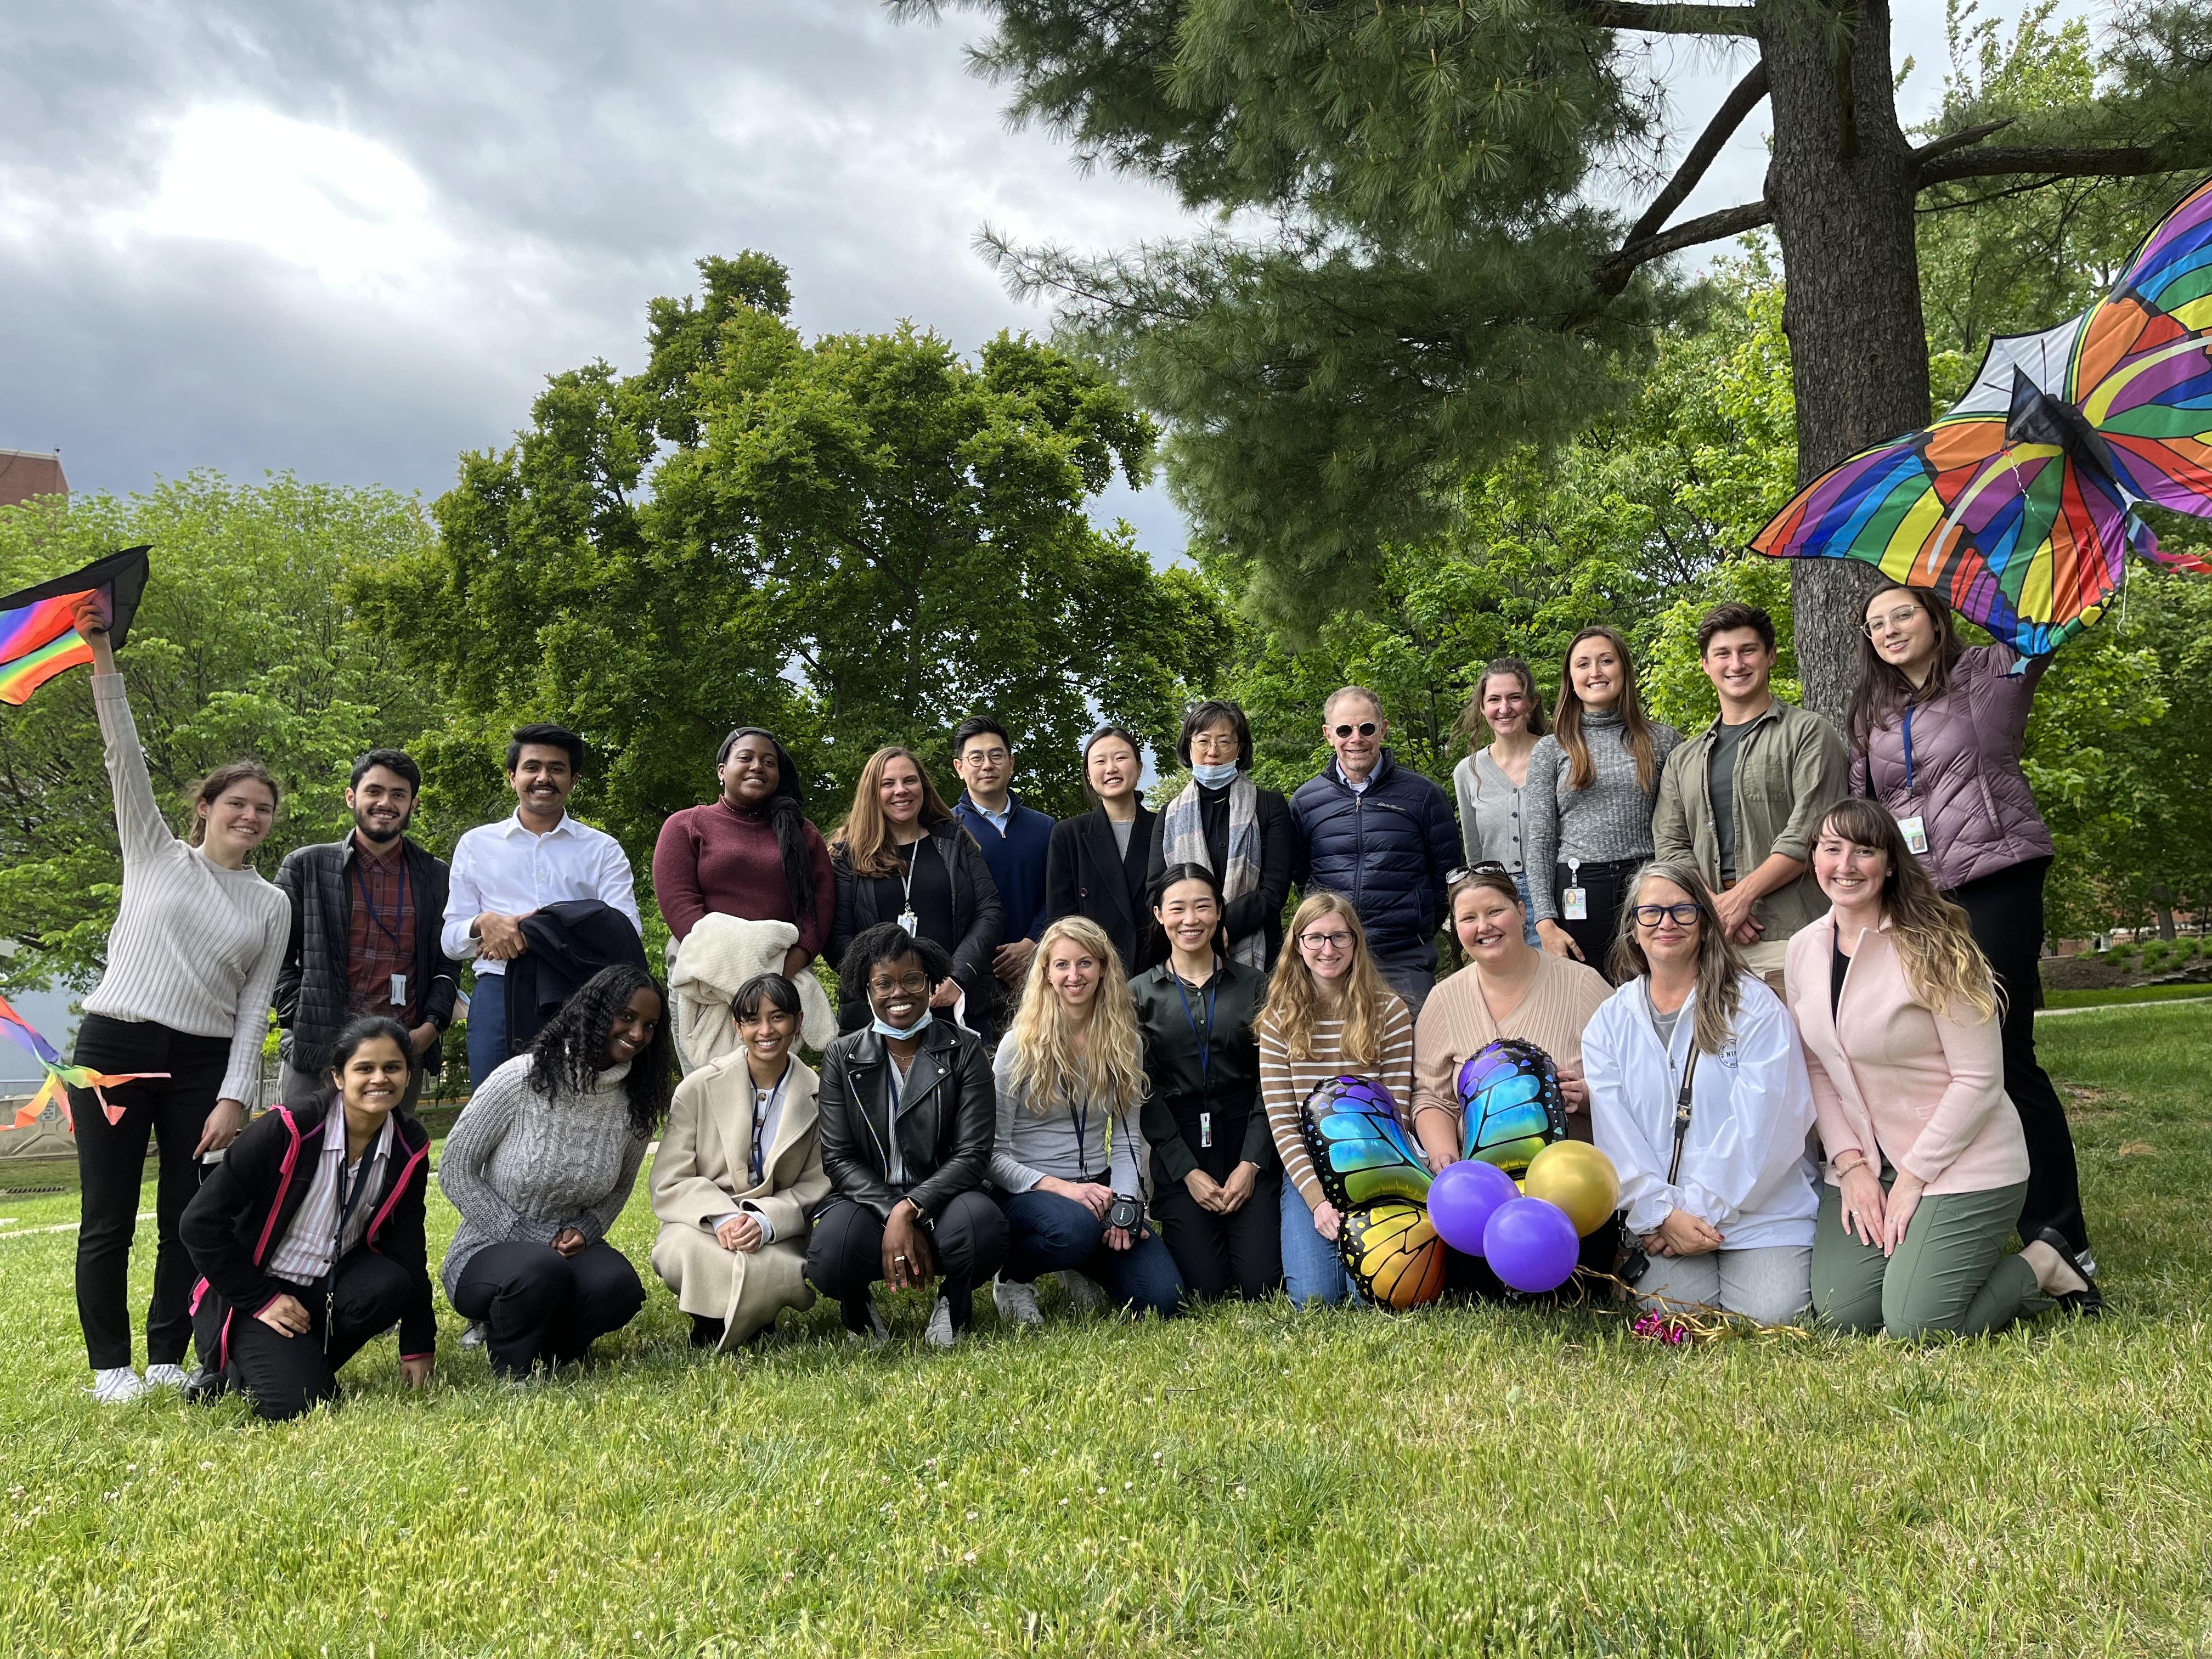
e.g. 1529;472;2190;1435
1280;1177;1353;1307
997;1189;1184;1317
465;973;510;1090
1513;870;1542;946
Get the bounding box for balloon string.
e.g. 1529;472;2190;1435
1569;1267;1816;1345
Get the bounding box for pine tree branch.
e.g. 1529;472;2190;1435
1567;0;1763;36
1917;142;2169;187
1909;118;2017;168
1618;60;1770;252
1601;198;1774;284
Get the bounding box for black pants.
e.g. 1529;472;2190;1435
224;1250;413;1421
1552;857;1640;984
70;1014;231;1370
805;1192;1008;1331
1946;856;2088;1255
1152;1164;1284;1302
451;1240;646;1378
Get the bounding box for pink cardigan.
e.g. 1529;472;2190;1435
1782;911;2029;1195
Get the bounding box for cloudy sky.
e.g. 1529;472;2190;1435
0;1;2075;565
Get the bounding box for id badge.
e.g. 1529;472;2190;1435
1200;1110;1213;1149
389;972;408;1008
1562;887;1588;921
896;909;920;936
1898;815;1931;856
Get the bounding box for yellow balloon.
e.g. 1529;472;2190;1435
1523;1141;1622;1237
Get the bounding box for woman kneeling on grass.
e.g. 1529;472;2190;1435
1584;863;1819;1327
179;1017;434;1420
650;972;830;1352
991;916;1183;1324
1786;800;2100;1335
439;964;670;1381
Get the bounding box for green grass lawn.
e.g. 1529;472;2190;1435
4;1004;2210;1657
2040;981;2212;1010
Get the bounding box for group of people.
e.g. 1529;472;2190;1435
60;583;2104;1418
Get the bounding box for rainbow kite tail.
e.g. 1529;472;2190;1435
16;1065;171;1128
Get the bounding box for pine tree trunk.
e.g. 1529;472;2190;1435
1759;1;1930;727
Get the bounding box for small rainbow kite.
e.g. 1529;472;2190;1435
2;993;167;1129
0;546;150;706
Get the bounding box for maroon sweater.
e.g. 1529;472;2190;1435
652;800;835;958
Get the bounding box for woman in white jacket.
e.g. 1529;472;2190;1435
1584;861;1819;1325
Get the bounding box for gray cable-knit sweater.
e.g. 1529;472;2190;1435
437;1052;648;1299
1522;709;1681;922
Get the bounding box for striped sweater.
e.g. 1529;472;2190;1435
1260;995;1415;1213
79;674;289;1108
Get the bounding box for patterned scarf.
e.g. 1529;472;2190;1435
1160;774;1266;968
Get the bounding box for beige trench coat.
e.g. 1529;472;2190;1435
650;1052;830;1348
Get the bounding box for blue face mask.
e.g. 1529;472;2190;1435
871;1009;934;1041
1192;760;1240;788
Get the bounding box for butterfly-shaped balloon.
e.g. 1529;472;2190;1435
1299;1075;1447;1309
1752;174;2212;655
1457;1039;1568;1177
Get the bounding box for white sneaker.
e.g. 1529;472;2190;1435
143;1363;190;1389
90;1367;148;1404
1057;1270;1109;1313
993;1276;1044;1327
460;1321;488;1350
924;1295;958;1350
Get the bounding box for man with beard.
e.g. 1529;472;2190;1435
274;751;462;1107
442;725;641;1087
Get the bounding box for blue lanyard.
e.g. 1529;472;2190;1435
1901;704;1917;793
352;850;409;947
1173;969;1220;1081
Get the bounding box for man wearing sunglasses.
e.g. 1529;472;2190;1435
1288;686;1460;1016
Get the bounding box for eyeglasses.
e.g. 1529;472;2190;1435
867;972;933;996
1299;930;1355;951
1630;903;1702;928
1331;721;1379;739
1447;861;1509;883
1865;606;1922;637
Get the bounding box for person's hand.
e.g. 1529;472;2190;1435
551;1226;588;1258
1218;1160;1260;1214
715;1213;763;1253
195;1098;245;1155
1837;1163;1887;1250
473;912;528;961
1537;919;1583;962
1880;1169;1926;1256
400;1355;433;1389
882;1199;935;1291
781;945;811;980
409;1022;440;1058
1312;1198;1343;1243
1653;1207;1724;1257
1555;1059;1589;1115
1712;882;1762;942
69;594;111;641
993;938;1037;986
1040;1176;1112;1218
1413;1108;1460;1172
928;979;962;1010
1182;1167;1226;1214
1103;1225;1134;1252
256;1293;312;1336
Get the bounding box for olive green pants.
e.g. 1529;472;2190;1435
1812;1178;2051;1339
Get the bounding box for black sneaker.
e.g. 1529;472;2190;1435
689;1314;727;1350
180;1365;229;1406
2037;1227;2104;1318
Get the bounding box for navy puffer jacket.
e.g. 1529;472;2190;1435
1289;753;1461;967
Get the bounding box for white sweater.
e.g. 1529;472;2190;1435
78;674;289;1107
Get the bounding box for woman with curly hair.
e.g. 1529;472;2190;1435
439;963;672;1380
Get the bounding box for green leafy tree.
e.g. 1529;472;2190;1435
0;475;447;990
361;255;1226;899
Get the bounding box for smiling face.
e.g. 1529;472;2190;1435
602;986;662;1068
346;764;415;846
1700;627;1775;709
876;755;924;827
1568;636;1624;711
735;998;797;1069
1480;672;1533;740
1154;879;1221;958
953;731;1014;804
865;951;932;1029
1295;908;1357;983
1085;735;1139;805
1864;588;1938;677
1188;719;1242;771
1813;822;1891;909
335;1035;410;1120
1323;691;1385;780
509;743;577;821
1630;875;1702;972
1453;882;1528;968
1045;936;1102;1011
199;777;278;859
718;735;781;810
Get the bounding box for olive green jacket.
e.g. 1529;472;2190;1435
1651;697;1850;943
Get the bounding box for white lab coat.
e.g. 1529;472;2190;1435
1583;972;1819;1249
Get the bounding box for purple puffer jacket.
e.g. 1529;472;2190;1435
1849;644;2053;892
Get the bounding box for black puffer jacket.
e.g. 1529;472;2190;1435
1289;753;1460;969
273;837;460;1076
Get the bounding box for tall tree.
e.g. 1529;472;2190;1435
894;0;2212;719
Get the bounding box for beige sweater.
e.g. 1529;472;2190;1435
1410;955;1613;1144
1260;995;1415;1213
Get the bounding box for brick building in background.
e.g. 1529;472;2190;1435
0;449;67;507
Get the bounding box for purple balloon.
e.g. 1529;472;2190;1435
1427;1159;1522;1256
1482;1197;1581;1293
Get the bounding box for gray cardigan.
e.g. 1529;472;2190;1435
1522;709;1682;922
1453;748;1532;874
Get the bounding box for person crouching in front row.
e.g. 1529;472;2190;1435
806;923;1008;1348
651;972;830;1352
180;1017;436;1420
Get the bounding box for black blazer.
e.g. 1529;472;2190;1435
1045;805;1158;977
506;900;651;1054
813;1019;996;1225
1145;781;1299;968
273;836;461;1076
828;820;1005;1030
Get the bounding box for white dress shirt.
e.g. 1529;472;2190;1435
439;811;641;977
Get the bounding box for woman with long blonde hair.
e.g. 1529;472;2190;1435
826;746;1005;1034
1785;799;2097;1336
1522;626;1680;978
1260;893;1414;1306
989;916;1183;1323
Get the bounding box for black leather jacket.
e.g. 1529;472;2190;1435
814;1018;995;1224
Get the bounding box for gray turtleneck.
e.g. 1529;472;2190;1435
1521;708;1681;922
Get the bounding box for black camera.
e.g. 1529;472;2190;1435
1106;1192;1144;1233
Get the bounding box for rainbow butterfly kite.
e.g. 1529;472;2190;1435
0;546;150;706
1;994;167;1129
1752;176;2212;654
